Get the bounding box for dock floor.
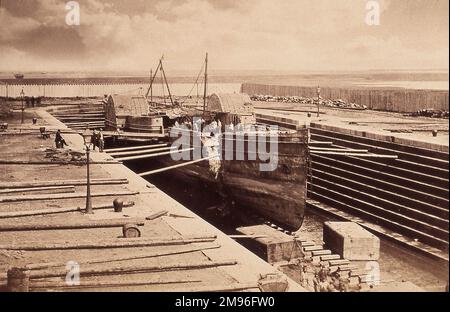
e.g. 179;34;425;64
0;109;305;292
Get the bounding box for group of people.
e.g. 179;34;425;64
90;128;105;152
55;128;104;152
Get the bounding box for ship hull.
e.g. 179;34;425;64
154;129;309;230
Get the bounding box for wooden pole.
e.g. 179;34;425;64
104;144;167;153
0;218;144;232
29;260;237;279
160;61;174;107
150;68;153;104
115;148;194;162
108;146;177;157
0;160;121;165
0;185;75;195
146;61;162;99
0;201;135;219
203;52;208;113
138;156;213;177
0;178;128;189
25;243;220;270
30;278;201;290
0;235;217;250
0;190;138;203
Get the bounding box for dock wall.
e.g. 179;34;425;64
241;83;449;113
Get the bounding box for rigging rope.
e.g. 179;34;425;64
179;62;206;105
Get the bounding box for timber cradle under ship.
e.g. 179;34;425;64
103;92;309;230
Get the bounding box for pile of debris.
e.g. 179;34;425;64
408;109;449;119
250;94;367;110
44;148;86;163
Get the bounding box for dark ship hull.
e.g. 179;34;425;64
157;129;309;230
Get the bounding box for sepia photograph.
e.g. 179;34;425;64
0;0;448;301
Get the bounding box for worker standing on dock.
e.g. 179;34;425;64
91;129;98;151
98;128;104;152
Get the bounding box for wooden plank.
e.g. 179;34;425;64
139;156;213;176
108;146;176;157
0;190;138;203
0;185;75;195
115;148;194;161
0;236;217;250
0;160;121;165
104;144;168;153
0;201;135;219
0;218;145;232
0;178;128;189
28;260;237;279
25;243;221;270
29;278;201;290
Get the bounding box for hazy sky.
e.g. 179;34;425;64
0;0;448;72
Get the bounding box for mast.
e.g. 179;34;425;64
145;61;161;99
160;59;174;107
149;69;152;104
203;52;208;113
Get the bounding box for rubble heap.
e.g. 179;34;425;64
250;94;367;110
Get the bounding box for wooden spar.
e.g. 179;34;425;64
0;202;135;219
309;147;369;152
28;260;237;279
108;146;176;157
0;236;217;251
25;244;220;270
0;160;121;165
310;151;398;158
139;156;213;177
146;210;169;220
146;59;162;98
29;278;201;290
0;178;128;189
104;144;167;153
0;190;139;203
0;218;145;232
203;52;208;113
160;60;174;107
150;68;153;103
0;185;75;195
115;148;194;161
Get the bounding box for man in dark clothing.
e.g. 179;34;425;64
55;130;68;148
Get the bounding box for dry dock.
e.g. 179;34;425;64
255;104;449;291
0;108;305;292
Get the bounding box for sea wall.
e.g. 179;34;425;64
241;83;449;113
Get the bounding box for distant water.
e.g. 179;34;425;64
353;81;448;90
0;83;242;98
